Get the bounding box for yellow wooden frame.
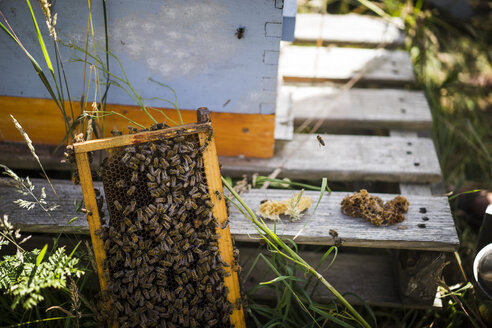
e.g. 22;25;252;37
74;108;245;327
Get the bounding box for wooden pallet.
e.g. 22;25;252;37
279;86;432;131
294;13;405;47
0;179;458;252
220;133;441;183
279;45;415;85
0;178;456;308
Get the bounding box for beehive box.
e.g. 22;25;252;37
0;0;285;158
74;109;245;327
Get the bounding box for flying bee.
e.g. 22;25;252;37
316;135;325;147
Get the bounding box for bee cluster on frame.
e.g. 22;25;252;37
96;133;236;327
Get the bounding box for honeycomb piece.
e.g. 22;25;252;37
341;189;384;225
259;192;313;221
341;190;410;226
383;195;409;225
259;200;288;221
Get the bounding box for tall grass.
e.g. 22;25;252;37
223;177;371;328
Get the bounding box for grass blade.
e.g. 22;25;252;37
25;0;53;73
36;244;48;266
260;275;305;285
10;115;58;199
294;178;329;240
256;176;331;192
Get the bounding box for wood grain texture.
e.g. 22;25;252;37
240;247;402;307
294;13;405;47
0;96;275;158
220;133;442;183
279;46;415;85
74;152;109;296
73;122;210;153
283;86;432;130
199;132;246;327
274;88;294;140
1;179;458;251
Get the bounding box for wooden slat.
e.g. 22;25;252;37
274;88;294;140
285;86;432;130
0;179;458;251
294;13;405;47
220;133;442;183
0;133;442;183
280;46;415;85
74;123;210;153
389;131;435;197
199;128;246;327
0;96;275;158
241;247;402;307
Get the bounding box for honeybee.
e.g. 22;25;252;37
126;185;136;196
316;135;325;147
113;200;123;211
214;190;223;200
122;205;132;216
131;171;139;182
121;153;132;164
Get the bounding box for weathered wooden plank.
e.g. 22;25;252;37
280;46;415;85
0;133;442;183
220;133;442;183
389;131;435;197
0;97;276;158
0;179;458;251
285;86;432;130
294;13;405;47
274;88;294;140
240;247;403;307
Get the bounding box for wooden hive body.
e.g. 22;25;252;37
0;0;285;158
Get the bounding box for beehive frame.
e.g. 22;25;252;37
74;108;245;327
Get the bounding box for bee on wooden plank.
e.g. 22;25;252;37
317;135;325;147
235;26;245;39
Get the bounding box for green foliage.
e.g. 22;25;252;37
0;245;83;311
223;177;372;328
244;245;372;328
